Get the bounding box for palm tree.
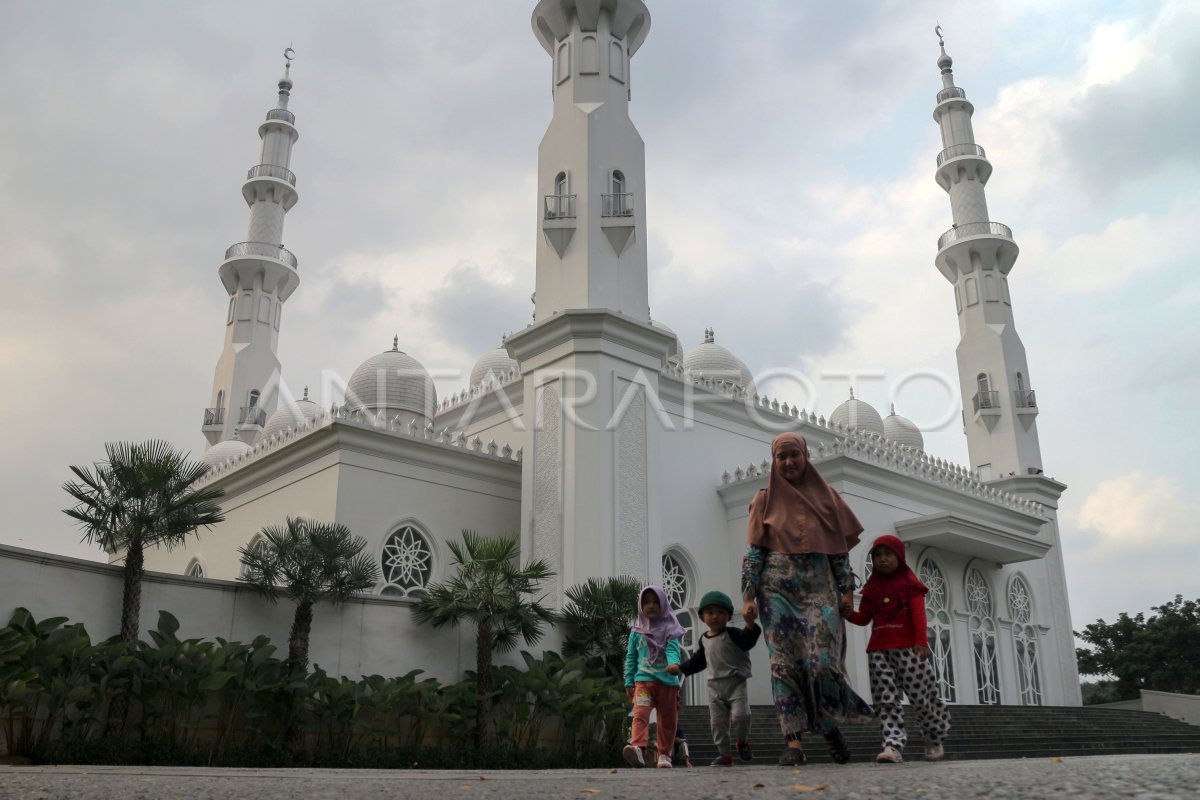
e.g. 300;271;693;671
63;440;225;646
559;575;642;679
237;517;380;670
410;530;555;747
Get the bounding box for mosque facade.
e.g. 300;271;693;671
143;2;1082;708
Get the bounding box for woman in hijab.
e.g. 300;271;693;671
741;432;873;766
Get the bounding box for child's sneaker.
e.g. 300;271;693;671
923;740;945;762
622;744;645;768
709;754;733;767
736;740;754;762
875;745;903;764
656;753;673;769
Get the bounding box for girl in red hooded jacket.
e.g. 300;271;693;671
841;535;951;763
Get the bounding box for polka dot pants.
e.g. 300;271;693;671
869;648;951;750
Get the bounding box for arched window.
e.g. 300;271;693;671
1008;576;1042;705
381;523;434;597
606;170;630;216
240;534;268;578
580;35;599;74
918;556;957;703
1015;372;1025;393
216;390;225;411
185;558;205;579
555;171;568;198
611;169;625;196
248;390;260;408
662;549;703;706
966;567;1000;704
976;373;990;395
555;41;570;84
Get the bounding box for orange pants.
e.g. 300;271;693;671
630;680;680;755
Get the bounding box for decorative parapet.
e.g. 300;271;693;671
719;423;1044;517
196;402;522;487
659;362;812;422
439;366;523;412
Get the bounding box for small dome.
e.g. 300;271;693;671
200;439;252;469
829;389;885;437
883;404;924;450
650;319;683;363
346;336;437;423
682;328;756;393
469;344;519;388
259;388;322;442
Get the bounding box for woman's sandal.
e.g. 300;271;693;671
824;728;852;764
777;746;807;767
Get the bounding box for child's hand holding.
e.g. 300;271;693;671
915;645;932;662
742;599;758;624
665;664;681;675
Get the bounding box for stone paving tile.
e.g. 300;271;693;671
0;753;1197;800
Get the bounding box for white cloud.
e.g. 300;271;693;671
1070;471;1198;550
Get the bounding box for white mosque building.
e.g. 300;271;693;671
136;2;1080;707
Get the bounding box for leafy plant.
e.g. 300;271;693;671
410;530;555;747
559;575;641;679
237;517;380;669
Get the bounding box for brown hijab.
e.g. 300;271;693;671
746;432;863;555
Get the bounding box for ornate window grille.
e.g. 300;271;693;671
381;524;434;598
918;557;957;703
1008;576;1042;705
966;568;1001;704
663;550;705;705
185;558;205;578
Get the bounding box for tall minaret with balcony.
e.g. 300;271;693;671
531;0;650;321
931;30;1042;481
202;50;301;448
507;1;673;608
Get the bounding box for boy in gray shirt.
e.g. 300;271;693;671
667;590;760;766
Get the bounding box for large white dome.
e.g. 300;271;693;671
883;404;924;450
200;439;252;469
346;337;437;423
829;390;885;437
259;390;323;442
682;328;755;393
650;319;683;363
469;345;519;388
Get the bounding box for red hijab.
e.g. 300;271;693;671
747;432;863;555
861;534;927;612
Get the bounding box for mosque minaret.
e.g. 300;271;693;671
931;29;1042;482
202;50;302;450
530;0;650;322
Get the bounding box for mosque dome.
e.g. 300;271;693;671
682;328;756;393
259;388;322;443
345;336;437;423
829;390;885;437
883;404;924;450
649;319;683;364
469;344;519;388
200;439;252;470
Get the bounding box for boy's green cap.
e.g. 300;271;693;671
698;590;734;614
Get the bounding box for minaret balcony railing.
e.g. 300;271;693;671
972;390;1000;412
937;221;1013;251
937;87;966;103
265;108;295;124
602;193;634;217
1013;389;1037;408
247;163;297;186
936;143;986;167
203;407;225;426
239;406;267;427
544;194;577;220
225;241;298;269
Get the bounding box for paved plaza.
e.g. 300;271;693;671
1;754;1197;800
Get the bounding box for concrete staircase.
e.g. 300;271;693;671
675;705;1200;764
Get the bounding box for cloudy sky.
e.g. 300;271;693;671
2;1;1197;633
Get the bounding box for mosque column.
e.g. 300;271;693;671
203;50;302;448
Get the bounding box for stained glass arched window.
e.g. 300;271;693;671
966;567;1000;704
918;556;956;703
1008;575;1042;705
381;524;434;598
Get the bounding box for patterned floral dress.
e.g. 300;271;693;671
743;545;874;737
